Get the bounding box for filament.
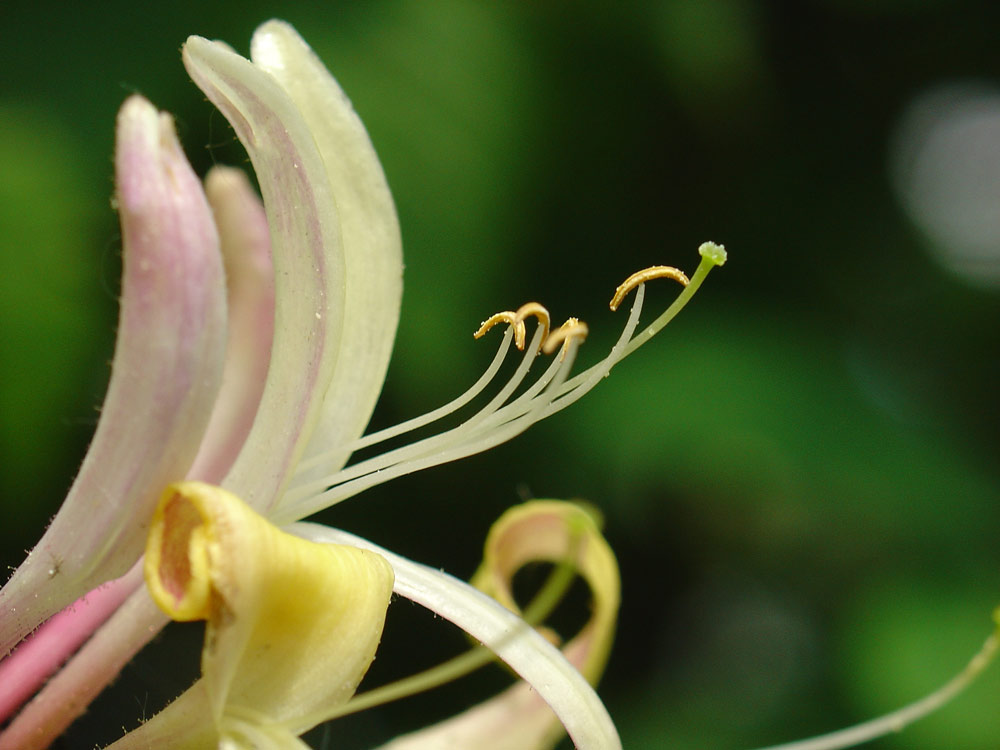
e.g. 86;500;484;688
295;326;516;474
276;248;724;525
275;326;575;522
276;325;548;520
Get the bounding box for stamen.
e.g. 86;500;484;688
609;265;689;311
513;302;551;348
543;318;589;358
477;331;575;433
275;324;574;522
278;244;726;525
617;242;726;359
507;287;646;424
275;324;550;521
475;311;527;351
295;327;517;470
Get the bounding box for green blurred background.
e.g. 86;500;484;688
3;1;1000;748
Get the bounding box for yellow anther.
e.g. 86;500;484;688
542;317;589;359
513;302;551;349
474;311;527;350
609;265;690;311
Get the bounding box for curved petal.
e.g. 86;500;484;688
182;36;345;512
0;568;138;725
471;500;619;684
290;523;622;750
250;20;403;483
380;501;620;750
188;167;275;484
110;483;393;748
0;95;226;657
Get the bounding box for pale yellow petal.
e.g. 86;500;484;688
183;37;345;513
250;20;403;481
116;482;393;747
293;521;622;750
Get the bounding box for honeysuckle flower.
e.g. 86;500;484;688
0;18;728;750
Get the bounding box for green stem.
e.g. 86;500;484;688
621;244;725;360
753;630;999;750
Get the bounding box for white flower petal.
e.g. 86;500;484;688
182;36;346;513
290;523;622;750
250;20;404;483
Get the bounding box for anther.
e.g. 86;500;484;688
543;318;589;358
475;311;527;350
513;302;551;349
609;266;690;311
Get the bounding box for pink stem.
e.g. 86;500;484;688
0;563;142;724
0;578;167;750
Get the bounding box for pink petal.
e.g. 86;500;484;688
187;166;275;483
0;95;226;658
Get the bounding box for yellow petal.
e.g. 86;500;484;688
293;521;621;750
136;481;393;745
